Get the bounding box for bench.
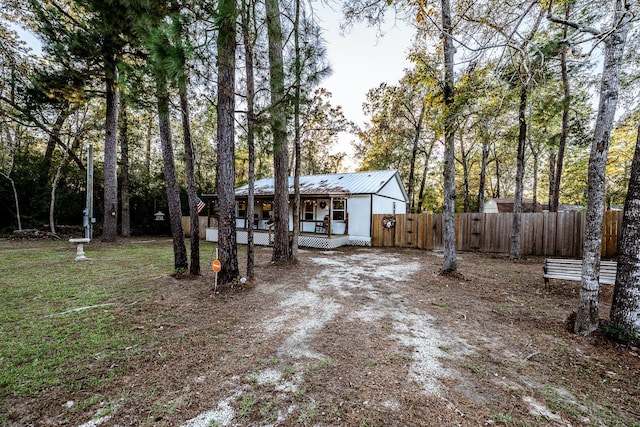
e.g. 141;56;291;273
543;258;617;289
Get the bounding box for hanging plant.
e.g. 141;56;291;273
382;215;396;229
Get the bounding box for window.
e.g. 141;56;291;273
262;202;272;219
237;202;247;218
332;199;345;221
304;201;314;220
237;201;247;218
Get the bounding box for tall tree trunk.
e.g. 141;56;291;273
119;96;131;237
550;4;571;213
102;56;119;242
493;142;501;198
529;133;539;208
1;172;21;230
216;0;240;283
145;115;152;177
575;0;628;335
180;86;200;275
548;150;557;209
417;141;435;212
240;0;256;277
477;120;490;213
408;103;426;213
49;142;70;235
291;0;302;259
510;81;527;260
441;0;457;272
610;126;640;341
155;71;188;273
266;0;290;262
172;11;200;276
1;127;21;230
458;133;471;213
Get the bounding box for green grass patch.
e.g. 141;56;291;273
304;357;334;374
237;394;257;418
463;363;485;375
0;240;180;398
363;359;377;367
297;401;318;425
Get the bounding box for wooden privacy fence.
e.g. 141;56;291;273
372;211;624;258
181;216;212;239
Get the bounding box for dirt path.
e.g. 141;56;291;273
178;249;475;426
130;248;638;426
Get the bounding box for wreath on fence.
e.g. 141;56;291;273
382;215;396;229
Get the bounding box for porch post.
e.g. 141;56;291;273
345;212;349;235
299;198;303;233
328;197;333;236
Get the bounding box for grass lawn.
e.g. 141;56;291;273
0;238;213;403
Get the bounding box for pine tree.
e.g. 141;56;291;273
216;0;241;283
266;0;290;262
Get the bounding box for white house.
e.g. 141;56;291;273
205;170;409;249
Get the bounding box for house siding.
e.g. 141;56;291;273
377;175;406;201
372;194;406;216
347;195;372;238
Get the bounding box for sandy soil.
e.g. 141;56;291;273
5;245;640;426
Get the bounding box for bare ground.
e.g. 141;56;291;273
4;244;640;426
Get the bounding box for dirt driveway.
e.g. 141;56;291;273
10;245;640;426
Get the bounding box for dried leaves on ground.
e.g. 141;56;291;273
3;241;639;426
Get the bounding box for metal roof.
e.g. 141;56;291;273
235;170;408;200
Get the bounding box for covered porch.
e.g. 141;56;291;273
203;195;351;249
234;196;349;237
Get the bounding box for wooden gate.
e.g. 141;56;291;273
401;214;419;248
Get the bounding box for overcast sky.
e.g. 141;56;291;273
313;5;414;168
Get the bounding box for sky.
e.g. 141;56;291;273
312;5;415;168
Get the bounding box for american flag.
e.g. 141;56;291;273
196;197;205;214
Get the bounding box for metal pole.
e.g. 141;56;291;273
85;144;94;239
214;247;220;293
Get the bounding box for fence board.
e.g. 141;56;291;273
181;216;209;238
602;210;622;257
481;213;511;253
416;214;426;249
457;213;482;251
431;214;443;250
396;214;407;247
542;212;557;256
532;213;545;255
372;214;396;247
521;213;535;255
556;212;578;257
403;214;419;248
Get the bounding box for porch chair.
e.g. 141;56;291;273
315;215;329;234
